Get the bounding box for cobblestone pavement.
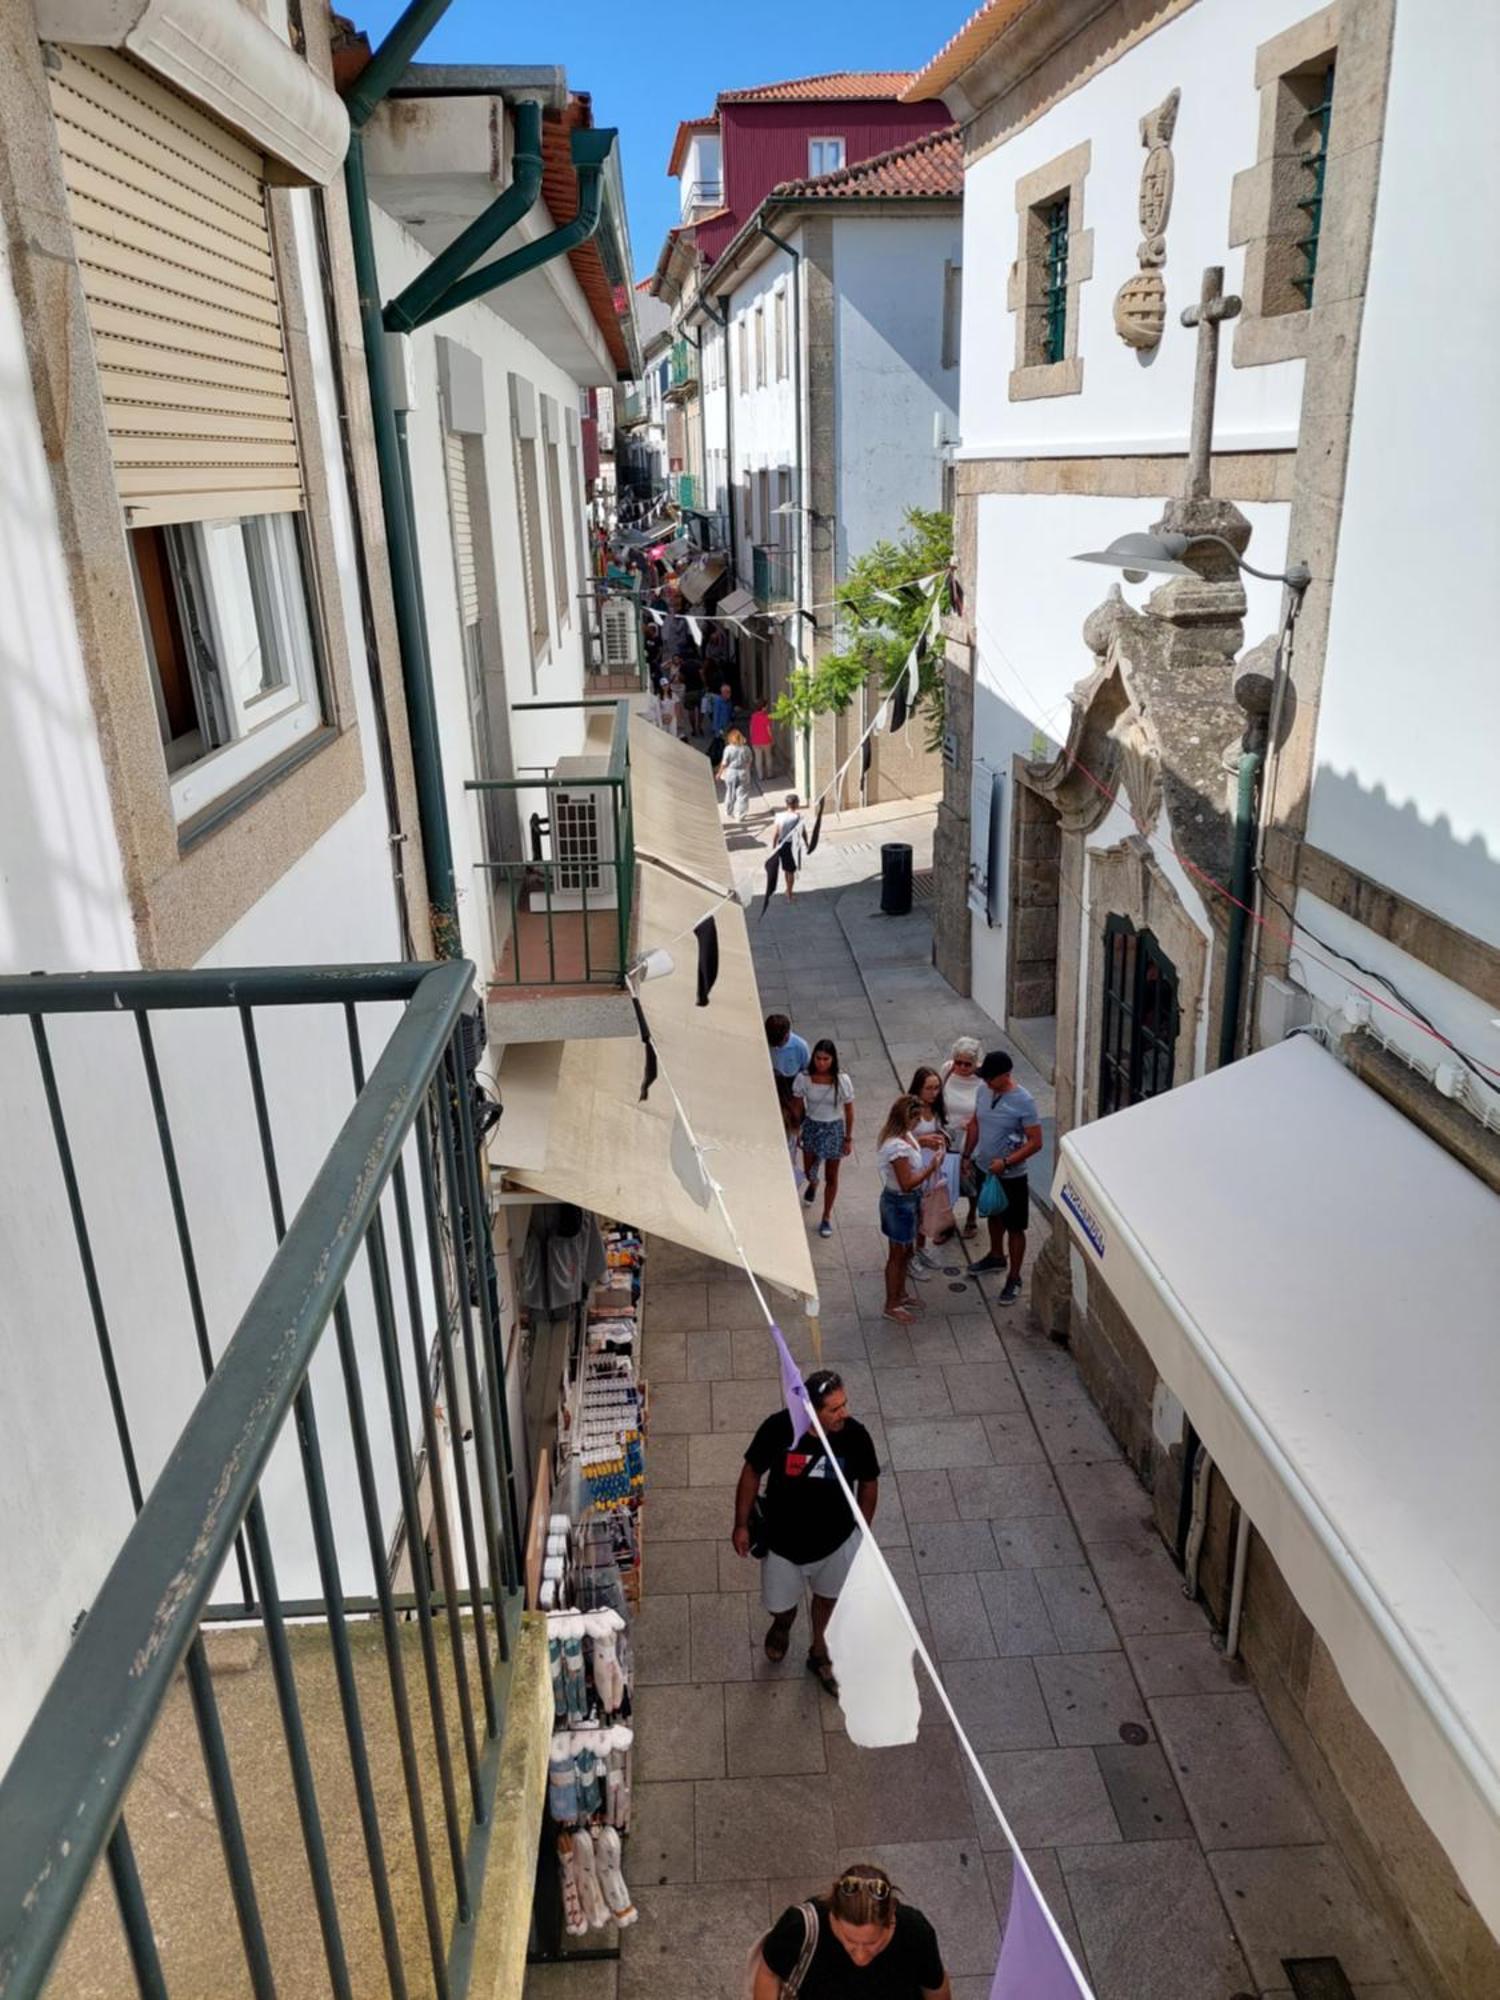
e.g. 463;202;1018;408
526;800;1411;2000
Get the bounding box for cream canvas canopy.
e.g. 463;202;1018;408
1053;1035;1500;1933
499;721;815;1304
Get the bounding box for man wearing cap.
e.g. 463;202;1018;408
732;1370;879;1696
966;1050;1043;1306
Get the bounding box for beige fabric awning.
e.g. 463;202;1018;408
499;721;816;1303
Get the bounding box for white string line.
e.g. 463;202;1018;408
622;568;944;628
627;988;1091;1992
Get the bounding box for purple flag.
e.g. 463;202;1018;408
769;1323;815;1439
990;1864;1090;1999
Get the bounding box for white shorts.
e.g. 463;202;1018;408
761;1530;861;1613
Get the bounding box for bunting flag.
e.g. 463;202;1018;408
825;1536;922;1747
990;1866;1090;1999
861;735;873;779
804;799;825;856
669;1108;713;1208
769;1323;816;1437
630;997;658;1103
693;916;720;1007
760;850;781;919
686;615;703;647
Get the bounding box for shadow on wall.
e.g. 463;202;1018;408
1308;765;1500;949
0;343;138;972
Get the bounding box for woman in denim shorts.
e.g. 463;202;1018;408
875;1095;944;1324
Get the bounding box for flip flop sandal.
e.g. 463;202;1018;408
806;1652;840;1696
764;1619;793;1663
882;1305;915;1324
962;1222;979;1239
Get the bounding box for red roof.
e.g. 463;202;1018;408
541;98;631;376
721;70;919;103
770;123;962;200
666;114;719;178
903;0;1035;103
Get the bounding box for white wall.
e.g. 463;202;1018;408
371;206;595;979
726;240;800;582
832;212;961;569
967;491;1289;1018
1305;0;1500;970
0;184;424;1771
958;0;1321;460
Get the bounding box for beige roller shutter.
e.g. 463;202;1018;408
444;431;479;626
47;44;302;527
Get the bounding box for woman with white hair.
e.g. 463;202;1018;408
939;1037;985;1240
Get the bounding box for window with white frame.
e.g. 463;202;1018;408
754;303;767;388
543;398;570;628
808;137;845;177
941;260;962;371
510;375;550;664
130;512;325;818
737;315;749;394
773;287;788;379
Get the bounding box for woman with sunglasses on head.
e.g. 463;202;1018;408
939;1037;984;1240
876;1095;944;1325
792;1039;855;1238
751;1863;951;1998
906;1067;960;1273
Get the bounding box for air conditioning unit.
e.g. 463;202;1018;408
538;757;619;911
600;596;637;674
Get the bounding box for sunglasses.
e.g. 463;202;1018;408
837;1874;892;1901
805;1370;844;1401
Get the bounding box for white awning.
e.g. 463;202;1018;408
1053;1036;1500;1934
498;722;816;1304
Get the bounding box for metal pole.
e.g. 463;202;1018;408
1217;743;1263;1069
757;216;808;791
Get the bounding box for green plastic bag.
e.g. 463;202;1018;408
977;1171;1009;1219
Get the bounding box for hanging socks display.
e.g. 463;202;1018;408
571;1826;611;1931
556;1832;588;1937
594;1823;637;1927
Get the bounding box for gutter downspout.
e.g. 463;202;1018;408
383;99;545;333
756;214;808;793
1217;728;1265;1070
398;130;614;325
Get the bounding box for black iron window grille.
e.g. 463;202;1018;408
1098;914;1180;1116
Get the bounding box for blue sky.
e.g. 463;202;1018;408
355;0;973;282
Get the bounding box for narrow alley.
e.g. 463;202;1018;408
526;805;1410;2000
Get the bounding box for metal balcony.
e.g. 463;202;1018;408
752;541;794;608
0;961;527;1999
665;339;698;398
467;698;638;1036
680;177;723;215
670;470;698;511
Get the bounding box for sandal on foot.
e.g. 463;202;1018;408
807;1651;839;1696
882;1304;915;1324
962;1221;979;1239
764;1619;793;1664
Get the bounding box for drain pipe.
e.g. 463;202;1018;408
1224;1506;1251;1658
1217;730;1265;1069
383;99;545;333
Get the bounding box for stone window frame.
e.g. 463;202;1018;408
1007;140;1093;401
0;32;370;967
1081;839;1204;1129
1229;4;1343;367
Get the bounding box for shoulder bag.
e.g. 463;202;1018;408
744;1901;819;1998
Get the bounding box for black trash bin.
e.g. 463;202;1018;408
880;842;913;916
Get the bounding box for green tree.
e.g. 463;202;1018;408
772;508;951;750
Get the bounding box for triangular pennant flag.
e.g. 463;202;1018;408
647;607;665;628
769;1323;815;1437
861;735;873;778
631;997;658;1103
989;1863;1091;1998
870;587;904;609
804;799;825;855
669;1109;713;1208
761;851;779;918
686;616;702;647
825;1536;922;1747
694;916;720;1007
889;677;910;735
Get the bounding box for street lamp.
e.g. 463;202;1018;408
1073;530;1310;592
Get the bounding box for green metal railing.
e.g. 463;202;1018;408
467;698;636;990
667;339;698;393
1293;60;1336;306
670;470;698;510
1042;195;1069;365
752;541;794;607
619;385;646;425
0;961;523;1999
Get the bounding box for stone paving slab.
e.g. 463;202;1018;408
1057;1839;1254;1999
1152;1691;1327;1850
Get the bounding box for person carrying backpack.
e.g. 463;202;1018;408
748;1864;952;1997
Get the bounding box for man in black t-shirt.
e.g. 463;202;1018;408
732;1369;879;1695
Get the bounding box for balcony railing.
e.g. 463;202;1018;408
467;696;636;995
670;470;698;511
0;961;523;1999
680;178;723;214
666;340;698;395
618;384;646;426
753;541;795;607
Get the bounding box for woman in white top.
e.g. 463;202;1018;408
876;1094;943;1325
908;1066;961;1269
768;794;804;900
792;1039;854;1238
939;1036;984;1240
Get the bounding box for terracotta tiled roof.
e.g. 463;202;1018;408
541;98;632;376
667;114;719;177
902;0;1036;103
771;124;962;200
720;71;918;103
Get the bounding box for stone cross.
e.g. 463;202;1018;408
1180;265;1242;502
